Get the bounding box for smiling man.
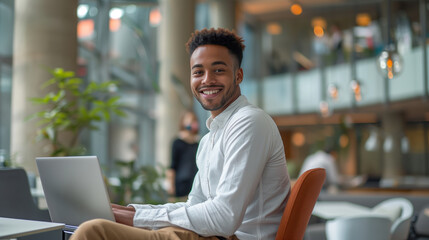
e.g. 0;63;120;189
71;28;290;240
189;42;243;117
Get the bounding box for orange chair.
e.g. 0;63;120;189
275;168;326;240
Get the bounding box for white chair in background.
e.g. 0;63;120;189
413;204;429;239
326;215;392;240
372;197;414;240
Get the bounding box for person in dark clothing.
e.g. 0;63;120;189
167;111;200;198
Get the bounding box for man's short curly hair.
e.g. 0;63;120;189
186;28;245;67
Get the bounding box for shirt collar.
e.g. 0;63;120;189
206;95;248;130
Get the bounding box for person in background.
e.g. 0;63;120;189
167;111;199;201
299;144;339;192
329;23;344;64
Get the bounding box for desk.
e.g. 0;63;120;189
312;201;373;220
0;217;64;239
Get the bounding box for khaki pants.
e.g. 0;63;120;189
70;219;238;240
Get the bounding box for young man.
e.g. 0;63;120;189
71;28;290;240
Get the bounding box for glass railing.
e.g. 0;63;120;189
242;45;429;115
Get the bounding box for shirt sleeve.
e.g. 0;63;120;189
132;111;275;237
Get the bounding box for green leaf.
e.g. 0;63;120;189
41;94;53;103
92;115;102;121
107;96;120;105
113;109;127;117
62;70;75;78
85;82;98;94
53;68;74;79
66;77;82;86
79;106;89;116
103;111;110;121
29;97;47;104
42;78;58;88
93;100;105;106
52;90;65;102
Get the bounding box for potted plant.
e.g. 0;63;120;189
28;68;126;156
29;68;167;205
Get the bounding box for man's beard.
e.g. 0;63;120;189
195;80;238;112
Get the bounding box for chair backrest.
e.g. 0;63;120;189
326;215;392;240
275;168;326;240
373;197;414;240
414;204;429;237
0;168;50;221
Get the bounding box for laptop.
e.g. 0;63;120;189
36;156;115;230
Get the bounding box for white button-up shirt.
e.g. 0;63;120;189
131;96;290;240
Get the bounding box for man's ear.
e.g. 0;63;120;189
236;68;243;85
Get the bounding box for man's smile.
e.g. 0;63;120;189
202;90;219;95
198;86;223;98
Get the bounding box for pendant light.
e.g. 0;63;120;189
377;0;403;80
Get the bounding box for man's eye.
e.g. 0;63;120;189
214;69;225;73
193;70;203;75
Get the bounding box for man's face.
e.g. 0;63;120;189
190;44;243;118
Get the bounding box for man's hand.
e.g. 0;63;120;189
111;203;136;226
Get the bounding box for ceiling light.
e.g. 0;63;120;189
77;4;89;19
377;0;403;80
292;132;305;147
319;101;331;117
350;80;362;102
77;19;94;38
339;134;349;148
314;26;324;38
311;17;326;38
328;84;339;100
149;8;162;26
266;22;282;35
109;8;124;20
290;3;302;15
356;13;371;26
377;46;403;80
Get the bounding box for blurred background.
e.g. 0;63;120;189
0;0;428;204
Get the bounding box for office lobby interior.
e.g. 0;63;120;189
0;0;429;239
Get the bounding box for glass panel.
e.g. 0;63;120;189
263;74;294;114
77;1;159;174
403;123;428;176
0;0;13;157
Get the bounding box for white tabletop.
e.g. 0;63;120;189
0;217;64;239
312;201;373;220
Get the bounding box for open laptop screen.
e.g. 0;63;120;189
36;156;115;227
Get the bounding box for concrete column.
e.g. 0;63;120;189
209;0;236;30
382;112;404;178
156;0;195;168
11;0;77;173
